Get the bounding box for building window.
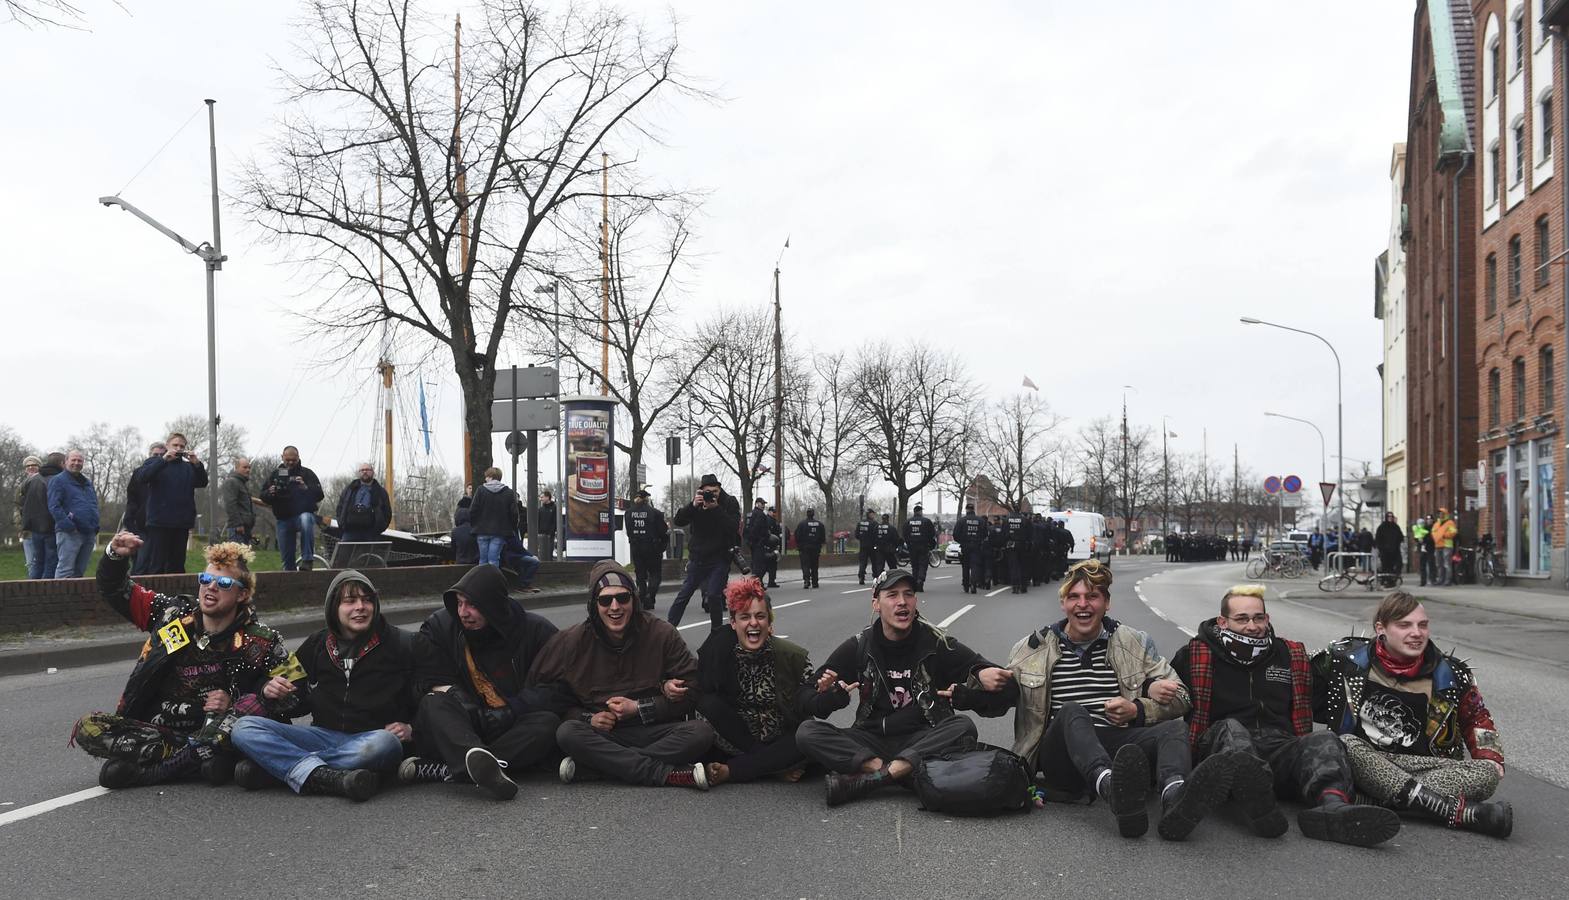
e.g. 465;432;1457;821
1543;93;1555;162
1514;120;1527;184
1537;216;1552;288
1490;142;1502;205
1490;368;1503;428
1486;253;1499;315
1515;356;1528;421
1492;39;1503;99
1514;12;1526;72
1510;234;1524;299
1543;346;1556;413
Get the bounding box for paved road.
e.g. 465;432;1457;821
2;557;1565;899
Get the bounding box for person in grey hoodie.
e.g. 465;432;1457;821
468;467;519;568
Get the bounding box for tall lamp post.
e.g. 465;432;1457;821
1241;316;1345;540
100;99;226;540
1264;411;1326;547
1161;416;1177;536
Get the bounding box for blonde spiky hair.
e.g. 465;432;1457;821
1221;583;1267;616
205;541;258;597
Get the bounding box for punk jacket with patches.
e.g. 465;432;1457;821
95;552;303;732
1312;636;1503;767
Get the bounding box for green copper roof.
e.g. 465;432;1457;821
1426;0;1472;159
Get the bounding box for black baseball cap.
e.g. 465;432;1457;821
634;489;650;499
872;568;918;594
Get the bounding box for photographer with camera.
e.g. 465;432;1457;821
258;445;325;572
335;462;392;544
668;474;742;631
135;433;209;574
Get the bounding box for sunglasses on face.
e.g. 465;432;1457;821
198;573;242;591
596;592;633;608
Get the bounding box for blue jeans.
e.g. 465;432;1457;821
223;525;252;544
276;512;317;571
229;717;404;792
28;532;57;579
54;530;95;578
667;558;730;630
477;535;504;567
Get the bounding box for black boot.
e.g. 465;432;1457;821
233;758;284;790
99;759;142;789
200;755;235;786
1101;744;1150;838
1225;751;1288;838
1392;778;1513;839
1157;753;1233;841
301;766;380;802
1297;790;1402;847
825;769;892;807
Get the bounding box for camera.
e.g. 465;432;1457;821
176;451;189;459
729;545;751;575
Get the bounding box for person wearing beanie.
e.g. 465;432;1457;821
528;560;715;790
399;564;564;800
229;570;433;801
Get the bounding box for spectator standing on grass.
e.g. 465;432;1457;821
14;455;42;577
258;446;324;572
20;452;62;579
335;462;393;544
136;434;209;575
123;441;165;576
48;449;100;578
219;458;257;544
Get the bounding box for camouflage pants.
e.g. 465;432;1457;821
1340;734;1500;804
70;713;194;765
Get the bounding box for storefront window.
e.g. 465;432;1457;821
1492;449;1509;565
1514;444;1531;572
1536;439;1555;575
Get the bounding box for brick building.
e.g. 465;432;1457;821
1405;1;1480;529
1476;0;1568;577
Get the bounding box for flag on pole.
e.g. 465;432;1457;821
1022;375;1038;391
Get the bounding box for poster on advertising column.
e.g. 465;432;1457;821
562;396;616;559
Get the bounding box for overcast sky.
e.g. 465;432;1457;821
3;1;1414;516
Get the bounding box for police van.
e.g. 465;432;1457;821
1048;510;1114;568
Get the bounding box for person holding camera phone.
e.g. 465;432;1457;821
135;433;209;574
335;462;392;544
667;473;742;630
258;445;324;571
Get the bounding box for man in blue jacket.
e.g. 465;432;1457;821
258;446;325;571
48;449;99;578
135;434;209;574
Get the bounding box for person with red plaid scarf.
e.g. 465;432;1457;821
1171;584;1400;847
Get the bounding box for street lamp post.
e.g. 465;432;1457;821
1161;416;1176;537
534;281;562;536
100;99;226;541
1265;411;1327;547
1242;316;1345;542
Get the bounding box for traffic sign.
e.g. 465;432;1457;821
1319;481;1337;506
1282;474;1302;493
1264;476;1282;494
1281;492;1303;508
493;366;559;400
491;398;561;432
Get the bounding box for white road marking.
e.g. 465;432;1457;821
680;596;814;629
0;787;108;829
677;621;709;631
936;604;975;628
931;575;953;580
1179;627;1197;637
1146;606;1164;618
841;587;871;594
985;587;1009;597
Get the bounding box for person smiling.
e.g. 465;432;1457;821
695;578;840;785
72;532;304;789
1314;591;1512;838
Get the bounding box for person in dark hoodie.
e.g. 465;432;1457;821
697;578;838;785
468;467;519;568
136;433;210;575
228;570;432;801
668;473;742;630
530;560;715;790
19;452;61;579
121;441;165;575
451;499;479;565
400;564;563;800
1170;584;1402;847
797;568;1014;807
335;462;393;543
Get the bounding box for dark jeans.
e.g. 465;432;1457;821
538;531;555;561
697;695;806;782
1195;719;1352;804
1035;703;1190;797
1006;547;1028;591
856;546;878;582
631;543;664;608
1377;550;1401;578
556;718;715;785
959;544;983;589
668;558;730;629
413;691;561;773
139;526;190;574
795;715;977;774
799;547;821;586
909;547;929;587
27;531;57;580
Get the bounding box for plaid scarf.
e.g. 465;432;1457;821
1185;637;1313;749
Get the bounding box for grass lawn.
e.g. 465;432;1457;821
1;545;286;581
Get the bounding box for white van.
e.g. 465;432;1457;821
1049;510;1114;567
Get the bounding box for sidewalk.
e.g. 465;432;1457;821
1277;573;1569;624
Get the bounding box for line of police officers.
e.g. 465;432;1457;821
949;504;1075;595
1163;532;1240;563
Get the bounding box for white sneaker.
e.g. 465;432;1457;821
559;756;577;784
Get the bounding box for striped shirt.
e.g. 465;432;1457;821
1049;640;1121;728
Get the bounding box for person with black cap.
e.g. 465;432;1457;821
953;502;988;593
668;474;743;630
229;569;434;801
624;489;670;610
398;564;565;800
854;509;878;585
745;497;771;582
794;508;826;588
903;503;937;591
796;568;1014;806
530;560;714;789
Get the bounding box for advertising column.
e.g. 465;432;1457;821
561;396;616;559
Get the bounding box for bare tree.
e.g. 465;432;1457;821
240;0;704;479
1075;418;1120;516
684;306;776;509
934;405;982;518
3;0;84;28
851;342;975;522
979;392;1062;512
783;350;859;535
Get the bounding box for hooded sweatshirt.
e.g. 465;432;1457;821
1170;618;1298;735
468;480;519;537
417;564;561;715
525;560;699;722
294;570;430;734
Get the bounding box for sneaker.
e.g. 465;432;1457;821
233;758;283;791
663;763;709;791
559;757;578;784
301;766;380;802
1156;754;1234;841
465;747;518;801
1107;744;1151;838
397;757;451;784
1225;752;1288;838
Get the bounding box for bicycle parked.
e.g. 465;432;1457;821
1476;533;1507;587
1318;563;1402;593
1245;546;1304;579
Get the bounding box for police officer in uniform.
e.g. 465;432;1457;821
1029;513;1050;586
794;507;826;588
624;489;669;610
1003;508;1029;594
953;502;988;593
854;509;878;584
764;505;783;588
875;513;900;575
903;503;937;591
745;498;771;581
986;514;1008;590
